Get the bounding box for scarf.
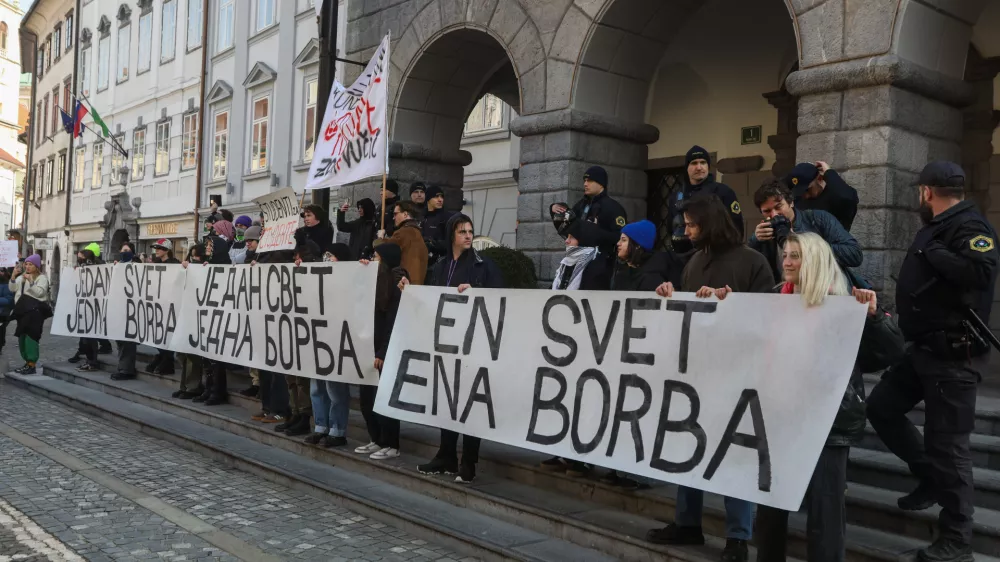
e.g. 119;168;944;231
552;247;599;291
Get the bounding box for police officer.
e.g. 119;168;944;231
549;166;627;265
785;161;859;231
867;161;999;562
666;146;744;253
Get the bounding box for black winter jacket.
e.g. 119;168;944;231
337;198;377;260
610;252;686;292
428;249;504;289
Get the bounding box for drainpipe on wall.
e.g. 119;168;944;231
64;0;82;249
21;29;37;253
192;0;210;245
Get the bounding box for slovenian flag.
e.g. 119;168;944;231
73;100;89;138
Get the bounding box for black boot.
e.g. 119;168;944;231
155;364;175;375
275;414;300;433
898;482;937;511
284;414;311;436
145;357;162;373
192;387;212;403
918;539;974;562
417;457;458;475
178;387;204;399
239;385;259;397
720;539;748;562
205;394;228;406
645;524;705;546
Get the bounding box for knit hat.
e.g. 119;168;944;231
213;220;235;241
386;179;400;196
243;225;262;241
621;220;657;252
426;185;444;200
25;254;41;269
324;242;352;262
234;215;253;228
410;182;426;194
374;243;402;269
584;166;608;189
686;145;711;166
85;242;102;257
151;238;170;251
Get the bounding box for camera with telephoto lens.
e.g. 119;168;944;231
768;215;792;246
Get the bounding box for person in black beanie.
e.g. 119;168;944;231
337;198;377;260
549;165;627;268
421;184;455;271
322;241;353;263
665;145;744;254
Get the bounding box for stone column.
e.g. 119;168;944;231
787;56;973;301
510;110;658;283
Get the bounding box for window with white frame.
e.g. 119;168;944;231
80;48;91;96
250;95;269;172
44;158;53;196
137;12;151;73
97;36;110;90
51;87;59;135
53;26;62;60
35;102;42;146
212;110;228;180
304;79;317;162
116;24;130;82
155;120;170;175
217;0;234;52
187;0;202;50
464;94;505;135
30;166;37;200
256;0;275;31
74;147;85;191
161;0;176;62
37;47;43;77
182;113;198;170
56;153;66;192
42;94;48;142
65;12;74;51
132;129;145;180
45;38;51;69
92;142;104;188
111;134;125;178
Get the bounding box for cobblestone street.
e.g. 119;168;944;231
0;323;474;561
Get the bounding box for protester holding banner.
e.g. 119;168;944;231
228;215;253;263
111;243;143;381
385;201;428;285
199;230;234;406
144;239;180;377
337;198;377;260
649;195;774;562
753;232;903;562
238;226;262;265
9;254;51;374
0;268;13;354
406;214;503;483
71;249;104;373
376;180;401;238
610;219;685;292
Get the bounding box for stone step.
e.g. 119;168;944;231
864;376;1000;437
859;423;1000;471
23;361;1000;562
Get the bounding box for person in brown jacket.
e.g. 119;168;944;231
383;200;428;285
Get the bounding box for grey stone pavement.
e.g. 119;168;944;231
0;321;476;562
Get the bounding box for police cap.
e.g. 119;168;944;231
917;161;965;189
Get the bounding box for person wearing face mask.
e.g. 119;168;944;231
866;161;999;562
228;215;253;263
337;198;377;260
196;226;234;405
322;241;352;263
143;239;180;377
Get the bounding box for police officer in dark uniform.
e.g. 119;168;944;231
549;166;627;266
867;161;999;562
785;161;860;231
666;145;744;253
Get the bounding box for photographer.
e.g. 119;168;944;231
749;179;862;283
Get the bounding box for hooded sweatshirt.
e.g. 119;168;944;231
337;198;377;260
553;220;611;291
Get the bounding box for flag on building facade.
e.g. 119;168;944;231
87;102;110;138
59;108;74;135
73;100;89;138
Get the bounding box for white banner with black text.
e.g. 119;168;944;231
50;265;116;338
375;287;867;510
104;263;186;347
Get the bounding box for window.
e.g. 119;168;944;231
97;37;109;90
0;22;7;52
464;94;504;135
111;134;125;178
56;153;66;192
80;48;91;97
63;80;72;115
37;47;43;77
212;110;228;180
182;113;197;170
44;158;53;196
250;95;269;171
116;25;130;83
155;120;170;175
65;13;74;51
187;0;202;50
304;79;317;161
42;94;49;142
131;129;145;180
137;12;151;73
92;142;104;188
217;0;234;52
161;1;176;62
30;166;37;200
35;102;42;146
51;88;59;135
256;0;275;31
74;147;85;192
53;26;61;60
45;38;51;69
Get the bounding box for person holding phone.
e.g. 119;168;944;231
9;254;51;374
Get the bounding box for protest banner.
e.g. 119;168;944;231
104;263;186;347
253;187;301;253
50;265;115;338
305;33;389;190
375;288;867;510
0;240;18;267
171;263;379;383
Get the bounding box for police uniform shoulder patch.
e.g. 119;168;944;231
731;201;742;215
970;235;995;253
616;216;626;227
791;178;799;186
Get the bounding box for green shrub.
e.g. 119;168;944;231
479;246;538;289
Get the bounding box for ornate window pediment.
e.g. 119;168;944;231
294;39;319;69
243;61;277;89
206;80;233;104
117;4;132;26
97;17;111;38
137;0;153;15
80;28;92;48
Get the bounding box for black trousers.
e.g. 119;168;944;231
259;370;290;417
209;361;228;398
359;385;400;449
756;445;849;562
867;346;983;544
80;338;98;366
437;430;480;466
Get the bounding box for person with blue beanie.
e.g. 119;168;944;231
610;219;685;292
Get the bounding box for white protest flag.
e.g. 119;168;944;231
253;187;302;253
170;263;380;384
375;288;868;510
305;33;390;190
104;263;185;348
0;240;18;267
50;265;115;338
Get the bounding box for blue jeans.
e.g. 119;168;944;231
675;486;754;540
309;380;350;436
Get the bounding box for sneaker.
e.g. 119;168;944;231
110;372;136;381
239;385;259;397
19;366;36;375
645;524;705;546
321;435;347;448
898;483;937;511
262;414;285;424
76;364;99;372
539;457;567;472
251;411;269;422
917;538;974;562
455;463;476;484
304;432;327;445
721;539;748;562
67;355;82;364
418;457;458;475
355;442;381;454
12;364;29;374
370;448;400;460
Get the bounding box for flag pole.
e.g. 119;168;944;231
380;173;387;231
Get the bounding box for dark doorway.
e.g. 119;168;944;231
646;166;687;251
